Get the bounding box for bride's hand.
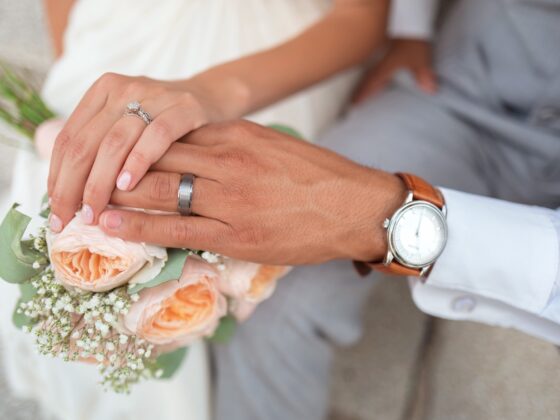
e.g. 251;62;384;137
48;73;213;232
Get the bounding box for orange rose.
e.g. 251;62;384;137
48;215;167;292
122;256;227;346
218;260;290;321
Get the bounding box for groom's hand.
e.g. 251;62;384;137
101;121;406;265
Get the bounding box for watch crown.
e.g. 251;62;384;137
383;218;390;229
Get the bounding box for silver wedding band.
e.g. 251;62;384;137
177;174;195;216
124;101;153;125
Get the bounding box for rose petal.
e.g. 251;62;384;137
47;213;167;292
123;257;227;346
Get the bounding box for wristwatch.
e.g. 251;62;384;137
355;173;448;278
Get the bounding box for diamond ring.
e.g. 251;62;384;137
124;101;153;125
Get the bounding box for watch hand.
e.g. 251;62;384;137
415;209;424;237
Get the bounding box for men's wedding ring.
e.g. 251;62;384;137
177;174;195;216
124;101;153;125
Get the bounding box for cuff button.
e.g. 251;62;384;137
451;295;476;313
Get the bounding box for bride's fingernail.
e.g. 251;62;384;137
102;212;122;230
117;171;132;191
49;214;63;232
81;204;94;224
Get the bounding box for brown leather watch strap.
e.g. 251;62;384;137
354;173;444;278
354;260;421;277
396;172;445;209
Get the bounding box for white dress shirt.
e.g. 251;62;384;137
389;0;440;39
410;189;560;345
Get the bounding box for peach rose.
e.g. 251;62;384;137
218;260;291;321
34;118;65;160
47;214;167;292
122;256;227;347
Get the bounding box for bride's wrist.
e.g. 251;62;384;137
183;73;252;122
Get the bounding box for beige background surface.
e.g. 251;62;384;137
0;2;559;420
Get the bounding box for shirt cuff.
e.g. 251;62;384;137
388;0;439;39
425;188;559;315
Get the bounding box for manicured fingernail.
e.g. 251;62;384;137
102;212;122;230
81;204;94;224
116;171;132;191
48;197;52;206
49;214;63;232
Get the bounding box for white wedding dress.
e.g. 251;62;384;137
0;1;359;420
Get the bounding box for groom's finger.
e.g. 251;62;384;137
179;123;228;147
110;171;224;218
151;143;222;179
117;104;206;193
99;210;231;252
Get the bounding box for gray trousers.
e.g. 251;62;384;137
212;1;560;419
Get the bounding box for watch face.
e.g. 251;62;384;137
390;202;447;267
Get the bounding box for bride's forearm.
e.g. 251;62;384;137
43;0;76;57
187;0;390;121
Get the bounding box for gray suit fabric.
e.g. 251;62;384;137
213;1;560;419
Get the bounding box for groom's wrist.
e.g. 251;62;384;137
339;170;407;262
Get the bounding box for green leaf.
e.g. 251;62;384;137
0;204;41;284
0;63;57;141
0;63;32;99
209;316;237;344
152;347;189;379
30;92;56;120
19;103;45;127
19;281;38;301
12;300;34;329
268;124;304;139
39;193;50;219
12;282;38;329
127;249;189;294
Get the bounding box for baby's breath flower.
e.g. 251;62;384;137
18;226;164;393
103;313;115;323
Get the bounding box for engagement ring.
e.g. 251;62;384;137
124;101;153;125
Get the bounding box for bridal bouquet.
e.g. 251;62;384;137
0;64;55;150
0;67;291;393
0;204;288;393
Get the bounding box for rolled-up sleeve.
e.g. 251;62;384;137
410;188;560;344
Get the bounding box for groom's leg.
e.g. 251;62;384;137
212;85;493;420
212;260;374;420
321;81;492;196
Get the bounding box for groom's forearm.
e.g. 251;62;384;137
101;121;407;265
185;0;390;122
